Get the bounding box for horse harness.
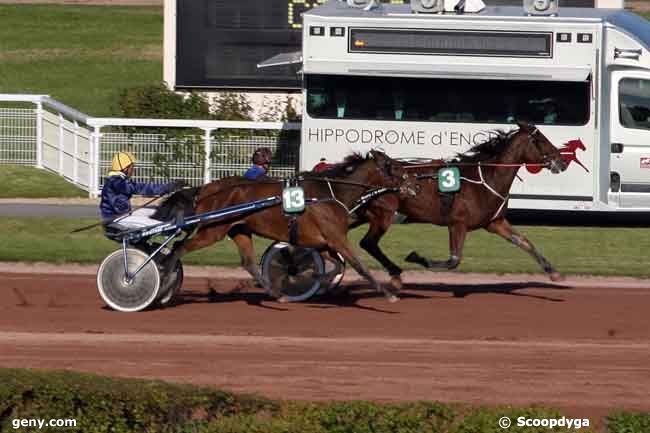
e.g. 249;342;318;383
283;176;401;245
410;127;547;222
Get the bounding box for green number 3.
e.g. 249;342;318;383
438;167;461;192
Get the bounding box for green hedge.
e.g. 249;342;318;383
1;368;648;433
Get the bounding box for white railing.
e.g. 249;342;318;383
0;94;301;197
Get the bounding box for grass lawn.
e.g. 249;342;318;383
1;216;649;277
0;5;163;116
10;367;648;433
0;165;86;198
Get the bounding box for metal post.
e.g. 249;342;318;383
90;126;102;198
73;120;79;184
203;128;213;184
35;101;43;169
58;113;64;176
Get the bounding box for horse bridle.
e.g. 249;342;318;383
528;127;553;169
374;154;420;198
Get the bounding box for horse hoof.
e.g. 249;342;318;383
550;272;565;282
386;294;399;303
390;276;403;292
277;295;290;304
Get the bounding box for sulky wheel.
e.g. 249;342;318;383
157;261;184;306
97;248;161;312
261;242;324;302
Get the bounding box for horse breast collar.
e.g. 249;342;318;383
452;163;508;222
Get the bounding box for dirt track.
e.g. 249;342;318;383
2;270;650;419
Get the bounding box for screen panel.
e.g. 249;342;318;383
176;0;334;90
350;28;552;58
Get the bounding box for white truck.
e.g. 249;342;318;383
287;0;650;212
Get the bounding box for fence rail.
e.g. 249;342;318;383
0;94;301;197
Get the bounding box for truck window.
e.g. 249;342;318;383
620;78;650;131
306;74;591;126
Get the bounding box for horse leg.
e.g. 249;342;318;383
228;226;286;302
405;223;467;270
486;218;563;282
359;221;403;291
318;250;345;284
330;238;399;303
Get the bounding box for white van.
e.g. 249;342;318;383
288;0;650;212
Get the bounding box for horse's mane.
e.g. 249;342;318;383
453;129;518;163
303;153;370;178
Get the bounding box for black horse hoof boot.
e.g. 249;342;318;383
405;251;422;264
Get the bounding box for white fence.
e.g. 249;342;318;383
0;94;301;197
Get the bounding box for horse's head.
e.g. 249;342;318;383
515;121;567;174
368;149;407;189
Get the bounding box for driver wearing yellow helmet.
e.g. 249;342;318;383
100;152;182;228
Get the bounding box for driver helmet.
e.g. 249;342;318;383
111;151;136;173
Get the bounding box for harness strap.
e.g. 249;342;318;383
477;164;507;202
288;215;299;245
327;180;353;214
349;187;395;214
458;163;508;222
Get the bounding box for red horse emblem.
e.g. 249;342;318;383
527;139;589;174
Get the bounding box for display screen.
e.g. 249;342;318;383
174;0;593;90
350;29;553;58
176;0;333;90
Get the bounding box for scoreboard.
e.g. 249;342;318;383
175;0;334;90
172;0;595;91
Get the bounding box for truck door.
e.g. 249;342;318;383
610;70;650;208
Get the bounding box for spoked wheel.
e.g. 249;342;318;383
158;261;184;307
261;242;324;302
97;248;161;312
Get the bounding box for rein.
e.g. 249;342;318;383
403;161;550;170
70;193;170;234
193;174;399;217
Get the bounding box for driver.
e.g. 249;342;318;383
243;147;273;180
100;151;182;228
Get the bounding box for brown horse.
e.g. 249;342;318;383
161;150;406;302
356;122;568;288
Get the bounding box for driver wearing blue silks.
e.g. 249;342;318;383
100;152;182;228
244;147;273;180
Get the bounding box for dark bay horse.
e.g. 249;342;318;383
160;150;406;303
356;122;568;288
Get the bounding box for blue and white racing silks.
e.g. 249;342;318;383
100;172;172;221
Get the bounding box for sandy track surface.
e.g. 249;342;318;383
2;270;650;419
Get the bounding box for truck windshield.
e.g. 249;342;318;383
620;78;650;131
306;74;590;126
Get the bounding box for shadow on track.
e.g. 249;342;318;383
160;279;570;311
402;281;571;302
